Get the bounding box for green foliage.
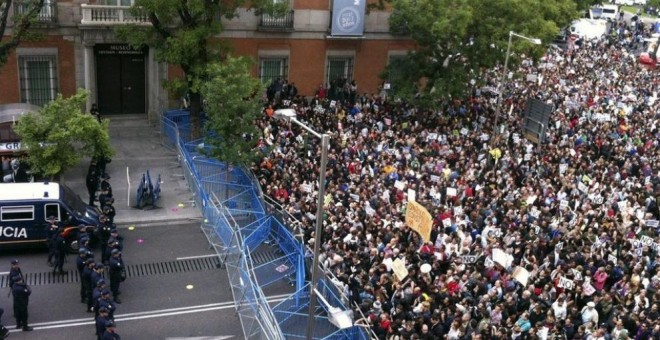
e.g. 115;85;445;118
0;0;46;67
115;0;288;137
201;57;264;166
14;90;114;178
383;0;580;106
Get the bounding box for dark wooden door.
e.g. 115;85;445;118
95;44;146;114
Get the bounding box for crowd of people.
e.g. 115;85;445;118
253;17;660;340
0;160;125;339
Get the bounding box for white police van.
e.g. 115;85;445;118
0;182;100;252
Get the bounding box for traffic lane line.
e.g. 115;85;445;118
5;294;290;332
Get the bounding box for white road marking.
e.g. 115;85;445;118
0;271;9;275
176;254;220;260
6;294;290;332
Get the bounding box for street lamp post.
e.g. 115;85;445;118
274;109;329;340
493;31;542;134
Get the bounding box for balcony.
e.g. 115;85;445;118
13;0;57;25
258;10;294;32
80;4;150;26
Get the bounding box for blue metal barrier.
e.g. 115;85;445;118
161;110;368;340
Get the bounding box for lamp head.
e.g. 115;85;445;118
274;108;297;121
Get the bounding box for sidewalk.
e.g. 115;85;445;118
61;114;202;226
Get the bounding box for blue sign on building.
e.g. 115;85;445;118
331;0;366;36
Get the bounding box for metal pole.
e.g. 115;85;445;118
305;133;329;340
494;31;513;134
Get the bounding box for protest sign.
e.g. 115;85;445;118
492;248;513;268
301;183;312;193
607;254;617;264
430;175;440;183
484;257;495;268
512;266;530;286
559;276;574;290
529;208;540;218
571;269;583;281
641;235;654;246
461;255;478;264
391;258;408;281
560;200;569;210
453;206;464;216
407;189;416;202
394;180;406;191
646;220;659;228
446;187;457;197
405;201;433;243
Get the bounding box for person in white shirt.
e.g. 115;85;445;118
581;301;599;325
552;295;568;320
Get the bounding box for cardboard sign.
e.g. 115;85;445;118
571;269;583;281
560;200;569;210
461;255;477;264
578;182;588;193
512;266;530;286
407;189;416;202
641;235;654;246
559;276;574;290
492;248;513;268
442;218;452;228
350;193;360;201
446;187;457;197
394;180;406;191
646;220;659;228
301;183;312;193
559;164;568;174
530;208;540;218
617;201;628;211
527;196;537;205
607;254;617;264
592;196;603;205
453;206;464;216
430;175;440;183
405;201;433;243
555;242;564;252
484;257;495;268
391;258;408;280
488;229;503;238
582;281;595;295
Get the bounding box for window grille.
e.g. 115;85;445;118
260;57;289;84
19;55;58;107
326;56;354;86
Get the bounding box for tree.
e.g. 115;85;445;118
0;0;45;67
201;56;264;165
14;89;114;179
117;0;287;139
381;0;579;105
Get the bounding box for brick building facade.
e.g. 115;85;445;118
0;0;414;119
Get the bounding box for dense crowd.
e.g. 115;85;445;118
253;18;660;340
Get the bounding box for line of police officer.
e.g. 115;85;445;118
0;163;124;339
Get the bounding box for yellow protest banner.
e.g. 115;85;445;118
391;258;408;281
405;201;433;243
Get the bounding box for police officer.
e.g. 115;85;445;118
86;166;99;207
102;198;116;224
100;174;112;196
102;320;120;340
108;249;124;304
91;263;105;288
77;248;90;303
95;290;117;320
91;279;107;316
97;216;112;264
11;276;32;331
82;259;96;312
95;307;111;340
0;306;8;339
46;217;59;266
8;260;22;290
52;229;67;275
98;188;112;209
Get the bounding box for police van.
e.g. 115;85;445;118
0;182;100;252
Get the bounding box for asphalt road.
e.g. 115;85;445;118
0;222;263;340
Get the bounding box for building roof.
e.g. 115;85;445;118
0;182;60;201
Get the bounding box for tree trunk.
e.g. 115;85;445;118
189;91;202;140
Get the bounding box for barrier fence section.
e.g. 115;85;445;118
161;109;370;339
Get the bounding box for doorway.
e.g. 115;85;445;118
95;44;146;114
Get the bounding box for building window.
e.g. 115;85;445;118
19;55;58;107
14;0;57;23
259;57;288;84
326;56;354;87
387;54;408;83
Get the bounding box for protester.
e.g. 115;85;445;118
253;19;660;339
